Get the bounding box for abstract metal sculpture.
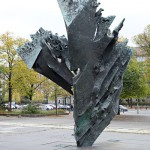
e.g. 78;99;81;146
17;0;132;147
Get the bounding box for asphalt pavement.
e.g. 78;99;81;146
0;109;150;150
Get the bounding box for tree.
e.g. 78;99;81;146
133;25;150;100
35;77;53;103
12;60;46;102
42;81;71;115
0;32;27;110
0;80;2;105
133;24;150;56
143;59;150;98
117;36;128;43
121;57;149;104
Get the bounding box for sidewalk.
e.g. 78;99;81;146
0;109;150;150
1;120;150;134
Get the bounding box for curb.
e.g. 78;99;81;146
0;113;70;117
1;122;150;135
105;127;150;134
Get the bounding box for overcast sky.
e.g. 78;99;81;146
0;0;149;46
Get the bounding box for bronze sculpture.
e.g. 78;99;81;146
17;0;132;147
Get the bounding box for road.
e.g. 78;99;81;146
0;109;150;150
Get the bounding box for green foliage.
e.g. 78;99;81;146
0;66;4;74
121;57;148;99
0;32;70;104
133;24;150;56
49;81;71;100
0;32;27;108
0;108;66;115
133;24;150;98
0;105;5;112
12;60;46;101
39;109;66;115
21;104;39;114
39;78;55;102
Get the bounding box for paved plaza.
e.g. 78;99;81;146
0;109;150;150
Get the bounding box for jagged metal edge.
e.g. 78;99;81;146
17;28;68;69
57;0;94;27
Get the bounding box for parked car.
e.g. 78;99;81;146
21;104;28;109
49;104;56;109
57;104;71;109
15;104;22;109
39;104;53;110
56;104;64;109
119;105;128;112
66;104;74;110
63;104;71;109
4;103;16;109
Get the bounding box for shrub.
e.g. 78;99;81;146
21;104;39;114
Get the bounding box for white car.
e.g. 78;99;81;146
4;103;16;109
39;104;53;110
57;104;71;109
49;104;56;109
15;104;22;109
57;104;64;109
119;105;128;112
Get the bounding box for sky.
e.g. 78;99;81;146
0;0;149;46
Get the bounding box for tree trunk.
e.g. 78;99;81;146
8;71;12;111
45;95;49;104
55;88;57;115
127;99;130;107
29;95;32;101
29;84;34;101
117;107;120;115
130;98;133;108
117;99;121;115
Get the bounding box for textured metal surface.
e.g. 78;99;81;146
17;0;132;147
58;0;132;147
17;28;73;94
